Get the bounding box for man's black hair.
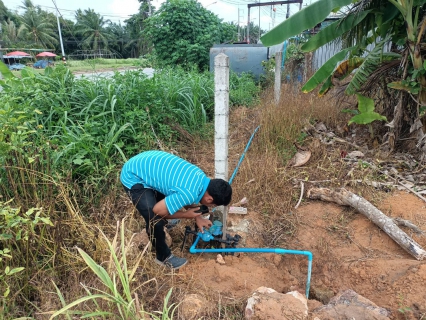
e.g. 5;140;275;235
207;179;232;206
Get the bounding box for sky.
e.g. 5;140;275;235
6;0;307;33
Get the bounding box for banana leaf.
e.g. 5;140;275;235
348;94;387;125
318;76;333;96
260;0;354;47
302;47;353;93
301;11;370;52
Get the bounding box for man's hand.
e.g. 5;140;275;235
184;207;204;219
195;215;212;233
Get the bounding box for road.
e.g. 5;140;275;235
74;67;155;80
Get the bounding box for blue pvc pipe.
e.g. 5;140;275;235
189;235;313;298
229;125;260;185
202;126;313;297
281;40;288;69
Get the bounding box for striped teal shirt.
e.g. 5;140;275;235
120;151;210;215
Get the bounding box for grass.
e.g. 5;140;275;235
8;58;149;77
66;58;149;73
0;61;392;318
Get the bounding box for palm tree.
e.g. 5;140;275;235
20;8;58;48
19;0;35;11
75;9;112;52
1;19;25;47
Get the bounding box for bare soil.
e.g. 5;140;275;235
167;101;426;319
177;191;426;319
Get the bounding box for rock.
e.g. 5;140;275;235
228;219;250;233
347;150;365;158
311;289;391;320
310;285;335;304
245;287;308;319
315;122;327;132
179;293;210;320
307;299;323;312
216;254;226;265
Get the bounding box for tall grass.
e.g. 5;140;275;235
0;62;261;318
49;219;155;319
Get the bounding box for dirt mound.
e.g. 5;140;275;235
179;191;426;319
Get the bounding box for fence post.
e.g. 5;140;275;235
274;51;282;105
214;53;229;239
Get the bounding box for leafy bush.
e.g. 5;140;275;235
230;72;260;107
146;0;223;70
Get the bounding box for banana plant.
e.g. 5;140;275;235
261;0;426;146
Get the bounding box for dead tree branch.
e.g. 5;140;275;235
307;187;426;260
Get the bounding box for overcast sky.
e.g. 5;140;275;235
6;0;307;32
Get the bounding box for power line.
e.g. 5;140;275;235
7;0;134;17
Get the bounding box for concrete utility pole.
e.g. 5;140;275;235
247;7;251;43
274;51;282;105
214;53;230;240
247;0;303;43
53;0;65;58
0;24;3;67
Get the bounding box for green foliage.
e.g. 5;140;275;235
348;94;387;125
75;8;113;51
0;60;16;81
388;61;426;97
286;43;305;63
0;200;53;298
260;0;353;46
145;0;222;70
0;64;258;201
301;11;370;52
302;48;353;93
344;36;391;95
49;219;177;319
229;72;260;107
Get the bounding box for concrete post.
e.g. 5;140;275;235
214;53;229;239
274;51;282;105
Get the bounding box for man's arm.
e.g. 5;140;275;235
153;199;212;231
153;199;202;219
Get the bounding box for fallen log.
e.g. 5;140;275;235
307;187;426;261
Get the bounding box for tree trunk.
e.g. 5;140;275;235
307;187;426;261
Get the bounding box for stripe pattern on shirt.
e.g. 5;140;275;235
120;150;210;215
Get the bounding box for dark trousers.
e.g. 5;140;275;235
123;184;171;261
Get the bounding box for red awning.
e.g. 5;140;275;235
5;51;31;56
36;52;57;57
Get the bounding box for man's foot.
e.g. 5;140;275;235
155;254;188;270
166;219;181;230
